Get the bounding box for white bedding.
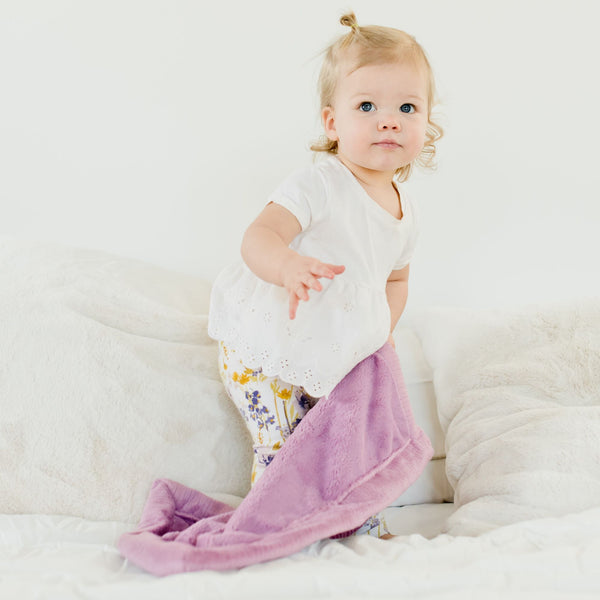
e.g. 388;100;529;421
3;238;600;598
2;505;600;599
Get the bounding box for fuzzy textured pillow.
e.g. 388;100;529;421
412;301;600;535
0;237;253;523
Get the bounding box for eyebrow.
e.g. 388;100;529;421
351;93;425;102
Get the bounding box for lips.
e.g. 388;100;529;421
374;140;401;149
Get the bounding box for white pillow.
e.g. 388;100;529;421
0;237;252;523
412;301;600;535
390;327;452;505
393;327;446;460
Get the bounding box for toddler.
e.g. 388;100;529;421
208;12;442;539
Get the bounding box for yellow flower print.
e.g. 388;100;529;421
270;381;292;401
233;371;251;386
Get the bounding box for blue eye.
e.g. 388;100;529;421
359;101;375;112
400;103;415;114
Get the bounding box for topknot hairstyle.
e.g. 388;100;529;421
339;13;360;33
311;12;443;182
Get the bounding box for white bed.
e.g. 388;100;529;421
1;236;599;599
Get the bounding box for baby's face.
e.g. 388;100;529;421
322;61;429;181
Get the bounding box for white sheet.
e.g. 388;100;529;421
2;505;599;599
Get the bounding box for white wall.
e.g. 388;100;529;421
2;0;599;316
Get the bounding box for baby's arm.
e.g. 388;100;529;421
241;202;345;320
385;264;410;347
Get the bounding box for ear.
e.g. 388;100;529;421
321;106;338;142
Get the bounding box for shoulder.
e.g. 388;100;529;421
268;156;338;228
275;155;337;198
266;158;335;231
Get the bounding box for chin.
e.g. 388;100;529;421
368;160;406;173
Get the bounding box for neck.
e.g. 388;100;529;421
336;155;396;191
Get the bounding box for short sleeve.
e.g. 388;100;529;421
393;190;420;270
267;164;327;231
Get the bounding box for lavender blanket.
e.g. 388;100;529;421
118;343;433;575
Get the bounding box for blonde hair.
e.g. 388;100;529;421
311;13;443;182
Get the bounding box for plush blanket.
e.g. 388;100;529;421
118;343;433;574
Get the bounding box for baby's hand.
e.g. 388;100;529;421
281;253;345;320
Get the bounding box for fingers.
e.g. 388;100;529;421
325;263;346;275
289;292;299;320
310;263;345;280
285;257;346;320
302;274;322;293
288;282;311;319
297;283;310;301
300;261;344;293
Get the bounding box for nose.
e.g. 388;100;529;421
378;112;400;131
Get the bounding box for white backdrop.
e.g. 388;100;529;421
1;0;599;316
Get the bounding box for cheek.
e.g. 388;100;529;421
408;120;428;150
338;120;365;148
353;119;373;142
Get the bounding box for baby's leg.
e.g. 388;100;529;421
218;342;318;486
352;513;393;538
218;342;392;538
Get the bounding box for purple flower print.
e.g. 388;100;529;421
245;390;275;431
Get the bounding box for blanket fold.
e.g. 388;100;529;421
118;343;433;574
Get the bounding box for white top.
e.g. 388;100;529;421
208;155;419;397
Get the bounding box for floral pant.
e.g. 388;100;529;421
218;342;390;538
